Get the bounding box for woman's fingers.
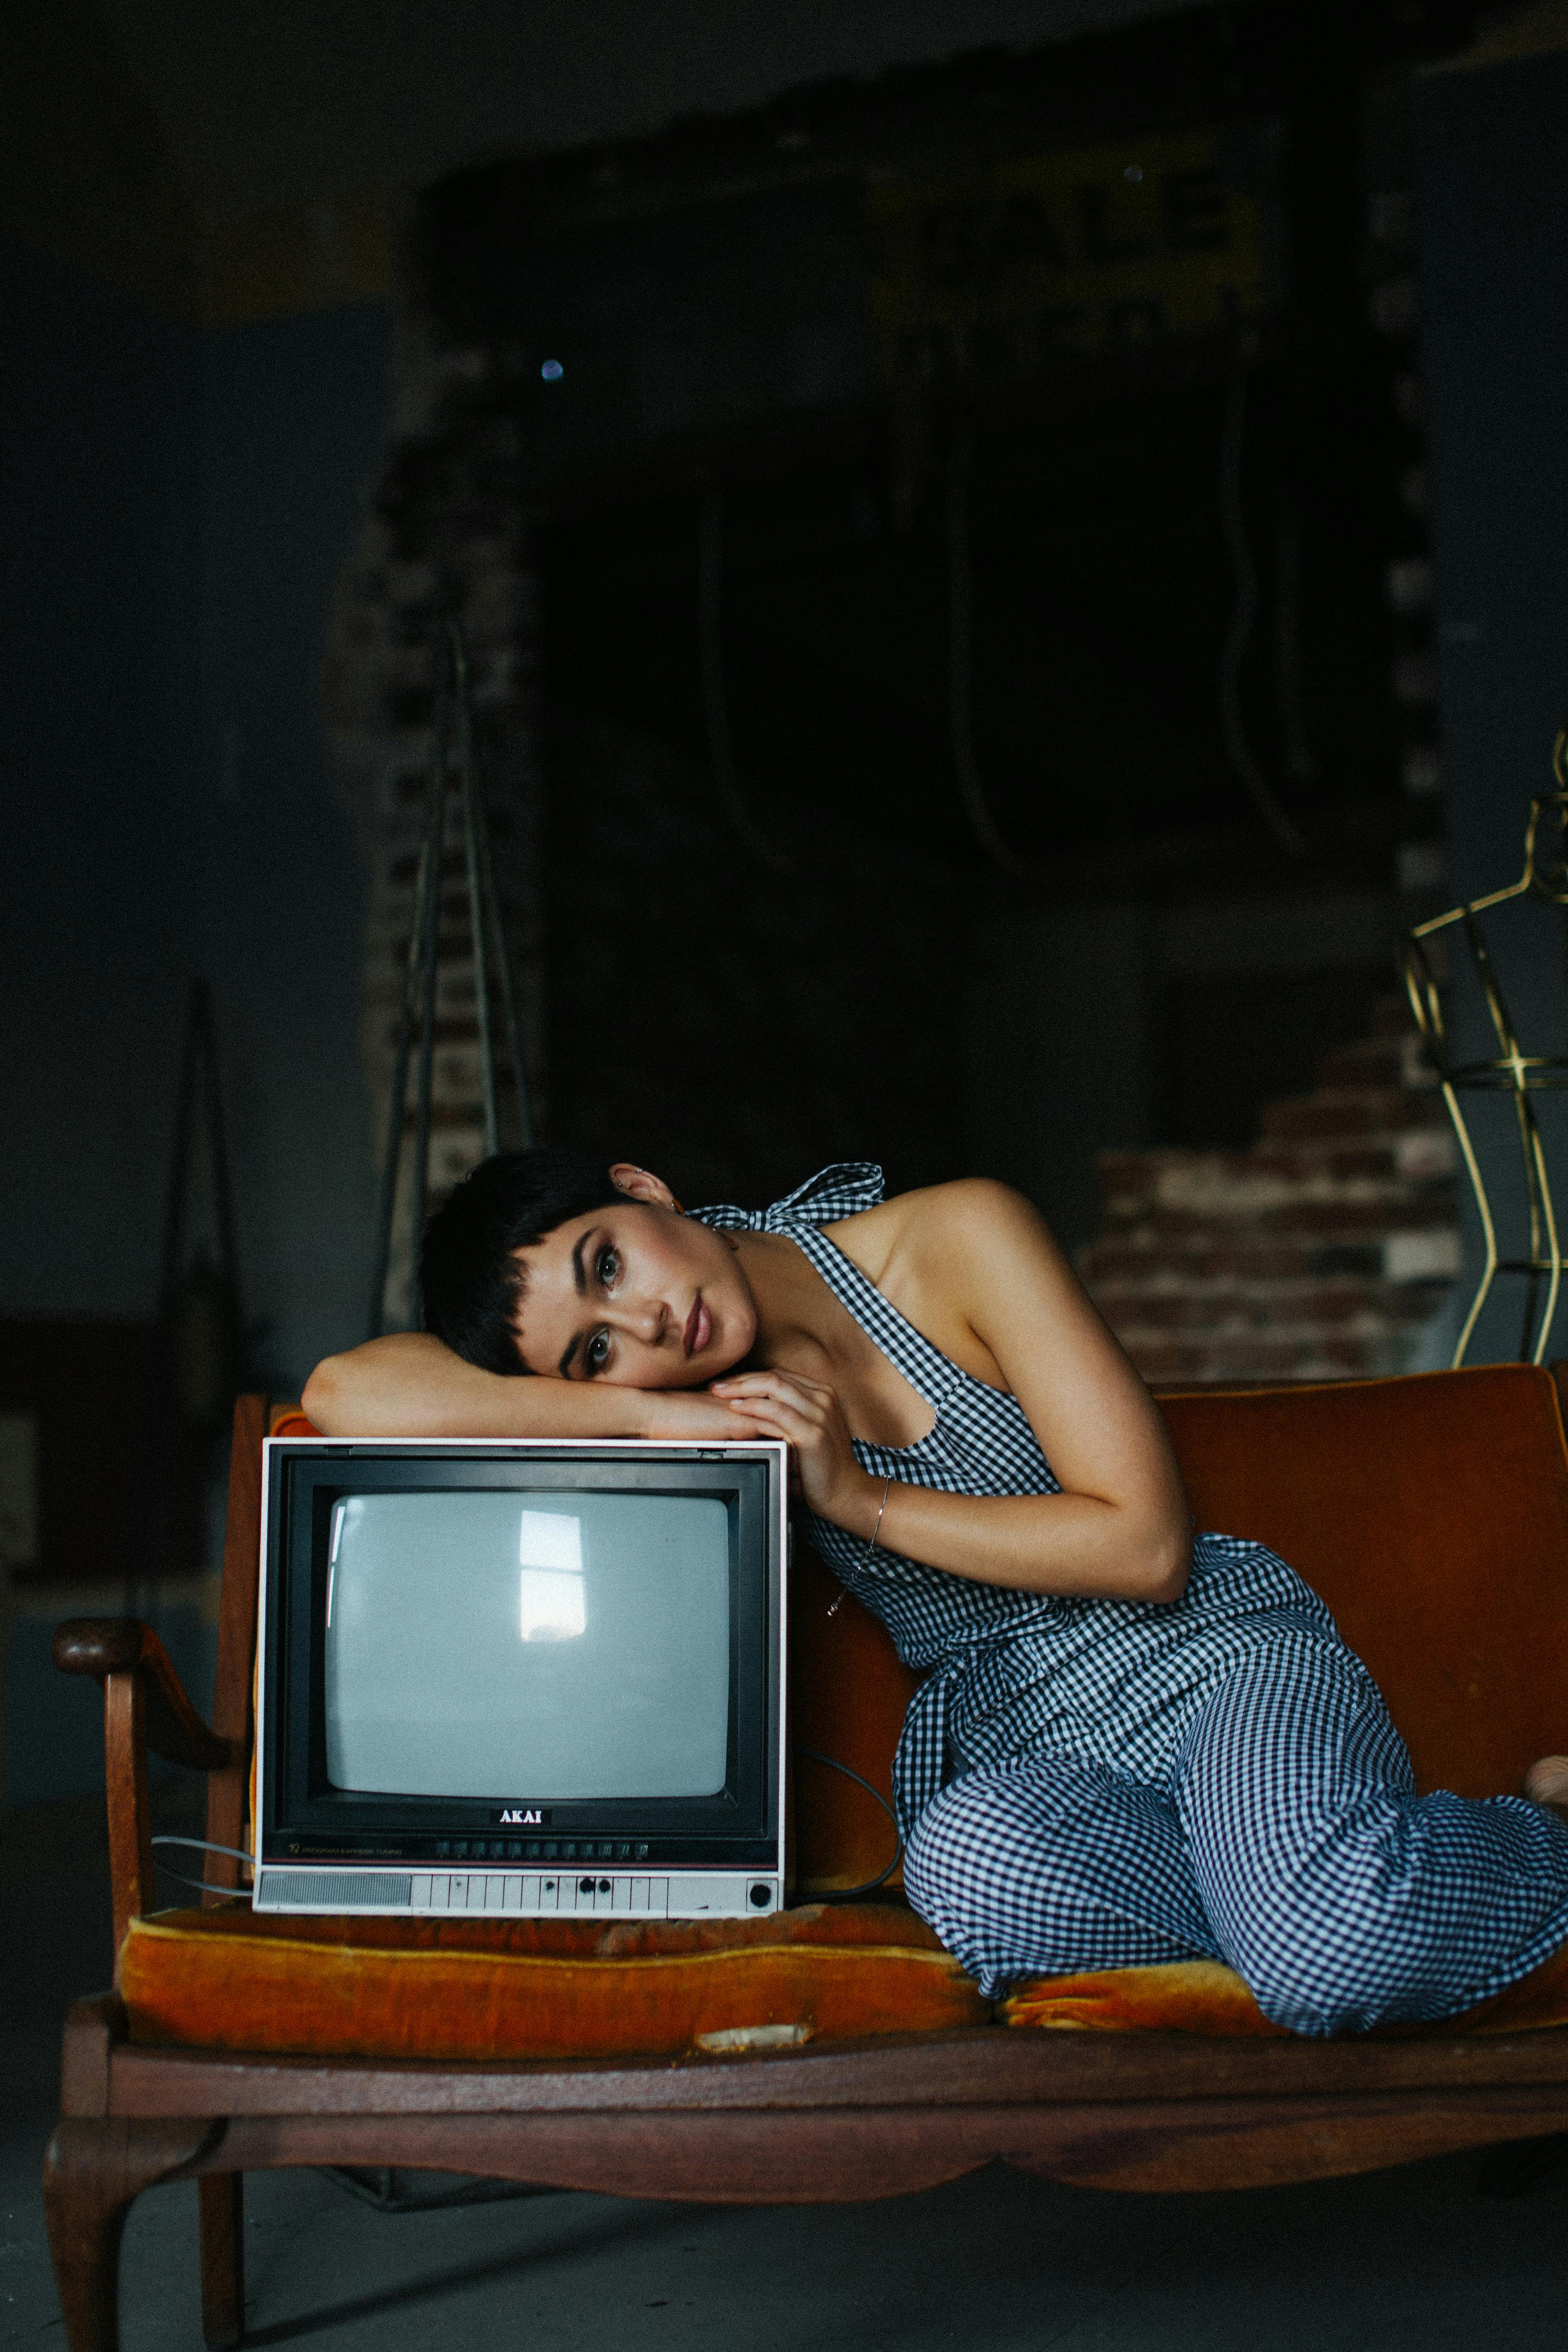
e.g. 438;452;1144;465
714;1384;833;1436
722;1395;817;1440
713;1369;835;1404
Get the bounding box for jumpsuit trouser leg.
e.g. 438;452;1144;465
903;1634;1568;2032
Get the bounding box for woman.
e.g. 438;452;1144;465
304;1150;1568;2035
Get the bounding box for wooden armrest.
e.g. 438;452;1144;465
53;1619;234;1773
53;1617;241;1955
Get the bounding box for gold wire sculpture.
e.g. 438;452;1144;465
1403;729;1568;1367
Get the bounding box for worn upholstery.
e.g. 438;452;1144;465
1003;1940;1568;2037
119;1900;987;2061
141;1368;1567;2060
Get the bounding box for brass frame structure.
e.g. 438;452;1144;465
1403;731;1568;1367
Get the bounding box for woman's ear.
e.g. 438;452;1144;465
607;1162;679;1210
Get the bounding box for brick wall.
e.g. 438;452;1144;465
1080;995;1459;1384
322;355;547;1327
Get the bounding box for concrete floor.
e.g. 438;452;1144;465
6;1793;1568;2350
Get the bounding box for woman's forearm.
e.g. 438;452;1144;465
300;1334;651;1439
836;1471;1191;1605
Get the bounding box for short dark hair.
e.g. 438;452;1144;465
420;1147;626;1373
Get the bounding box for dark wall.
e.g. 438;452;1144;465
0;238;395;1391
2;244;394;1803
543;709;974;1213
1414;51;1568;1362
1;236;202;1328
193;303;394;1387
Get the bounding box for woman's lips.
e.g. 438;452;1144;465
683;1296;712;1357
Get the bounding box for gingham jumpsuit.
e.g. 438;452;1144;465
695;1163;1568;2036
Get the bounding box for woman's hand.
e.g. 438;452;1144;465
637;1387;763;1443
708;1368;878;1530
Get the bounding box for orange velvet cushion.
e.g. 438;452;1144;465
1158;1366;1568;1798
1003;1939;1568;2037
118;1900;989;2063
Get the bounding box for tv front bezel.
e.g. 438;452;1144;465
256;1437;788;1875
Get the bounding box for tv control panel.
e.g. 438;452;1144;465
254;1866;782;1919
412;1870;772;1916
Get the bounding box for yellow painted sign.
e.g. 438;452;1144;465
866;123;1283;385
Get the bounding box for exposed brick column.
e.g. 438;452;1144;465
323;354;546;1330
1080;997;1459;1385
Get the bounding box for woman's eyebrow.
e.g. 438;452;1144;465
557;1229;600;1375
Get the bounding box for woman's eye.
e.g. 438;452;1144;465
585;1329;612;1373
595;1246;620;1289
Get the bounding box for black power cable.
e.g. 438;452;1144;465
796;1745;905;1898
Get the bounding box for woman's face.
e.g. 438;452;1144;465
507;1166;756;1389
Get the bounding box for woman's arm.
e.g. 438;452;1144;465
302;1332;748;1442
713;1181;1192;1604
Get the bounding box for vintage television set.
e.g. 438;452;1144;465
254;1436;788;1920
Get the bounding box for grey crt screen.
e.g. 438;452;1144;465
323;1491;731;1799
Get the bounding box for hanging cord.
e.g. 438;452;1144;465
150;1835;255;1901
795;1746;904;1898
945;434;1044;880
160;980;242;1320
1217;371;1305;856
697;480;794;875
1273;493;1320;791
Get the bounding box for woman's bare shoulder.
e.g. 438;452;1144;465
824;1181;1057;1385
828;1178;1044;1274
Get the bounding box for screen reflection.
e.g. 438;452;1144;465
518;1508;585;1641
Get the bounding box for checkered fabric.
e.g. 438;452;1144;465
695;1166;1341;1837
695;1165;1568;2030
904;1635;1568;2030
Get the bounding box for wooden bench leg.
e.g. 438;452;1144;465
43;2118;224;2352
199;2172;245;2350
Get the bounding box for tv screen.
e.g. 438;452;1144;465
323;1489;731;1800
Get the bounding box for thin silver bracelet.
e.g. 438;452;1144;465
827;1473;892;1618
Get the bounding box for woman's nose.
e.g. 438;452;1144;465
614;1297;667;1346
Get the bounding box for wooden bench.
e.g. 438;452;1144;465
43;1366;1568;2351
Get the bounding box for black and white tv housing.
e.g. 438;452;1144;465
254;1436;788;1921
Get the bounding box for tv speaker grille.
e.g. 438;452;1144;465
263;1872;412;1909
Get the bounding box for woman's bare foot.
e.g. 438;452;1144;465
1524;1756;1568;1823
